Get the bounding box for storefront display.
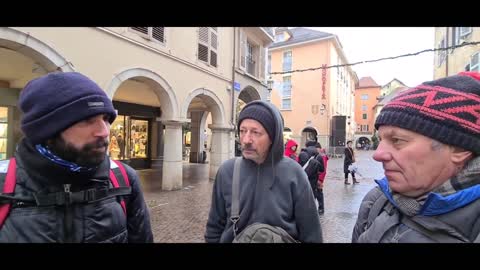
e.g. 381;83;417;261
109;115;149;160
0;107;8;160
130;119;148;158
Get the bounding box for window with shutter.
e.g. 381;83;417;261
198;44;209;62
210;51;217;67
130;27;165;44
152;27;164;43
132;27;148;35
283;51;292;72
199;27;209;43
198;27;218;67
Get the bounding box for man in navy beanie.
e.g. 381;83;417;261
205;100;323;243
0;72;153;243
352;72;480;243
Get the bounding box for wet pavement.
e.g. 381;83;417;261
139;150;386;243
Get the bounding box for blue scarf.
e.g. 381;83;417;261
35;144;96;173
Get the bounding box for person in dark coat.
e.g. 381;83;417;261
0;72;153;243
300;141;324;214
344;140;358;185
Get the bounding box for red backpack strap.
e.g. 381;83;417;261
113;160;130;186
109;159;130;216
0;158;17;228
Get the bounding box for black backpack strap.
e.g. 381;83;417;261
0;158;17;229
32;187;131;206
230;157;242;238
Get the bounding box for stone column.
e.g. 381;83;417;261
208;124;234;180
161;120;184;191
189;111;204;163
151;118;165;170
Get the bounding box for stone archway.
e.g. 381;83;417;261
0;27;75;73
301;127;319;148
0;28;74;159
182;88;231;179
235;85;261;122
106;68;182;190
106;68;179;120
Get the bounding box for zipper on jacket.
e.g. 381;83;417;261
63;184;73;243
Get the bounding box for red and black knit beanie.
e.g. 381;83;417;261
375;72;480;155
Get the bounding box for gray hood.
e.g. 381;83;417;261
238;100;285;164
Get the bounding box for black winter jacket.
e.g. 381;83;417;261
0;139;153;243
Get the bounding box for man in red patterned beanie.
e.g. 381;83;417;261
353;72;480;243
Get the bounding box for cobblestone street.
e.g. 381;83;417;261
140;150;385;243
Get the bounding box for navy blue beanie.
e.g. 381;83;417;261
19;72;117;144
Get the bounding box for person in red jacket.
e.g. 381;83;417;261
284;139;298;161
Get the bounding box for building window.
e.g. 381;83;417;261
281;98;291;110
361;94;369;100
130;27;165;43
471;52;479;72
360;125;369;132
282;76;292;97
198;27;218;67
281;76;292;110
362;104;367;111
283;51;292;72
246;41;257;76
362;113;367;120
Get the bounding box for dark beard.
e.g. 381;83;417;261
46;136;109;167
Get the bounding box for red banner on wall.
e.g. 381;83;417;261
321;64;327;100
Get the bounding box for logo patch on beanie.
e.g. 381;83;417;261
88;101;105;107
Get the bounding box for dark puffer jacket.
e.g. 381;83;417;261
352;180;480;243
0;139;153;243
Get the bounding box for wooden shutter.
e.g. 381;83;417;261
210;29;218;67
152;27;165;43
198;27;210;63
131;27;148;35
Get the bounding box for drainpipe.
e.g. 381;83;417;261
445;27;449;76
231;27;237;127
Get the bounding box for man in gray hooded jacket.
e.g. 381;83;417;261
205;100;323;243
